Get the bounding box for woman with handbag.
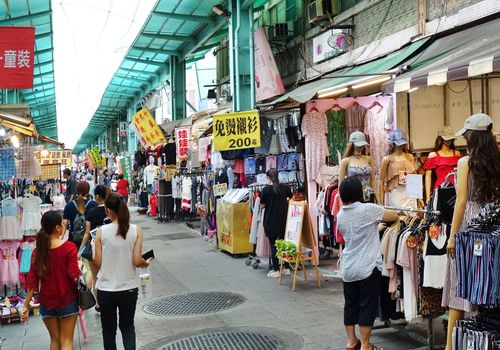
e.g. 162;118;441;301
79;185;109;312
21;210;83;350
94;193;150;350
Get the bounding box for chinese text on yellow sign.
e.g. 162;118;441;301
213;110;260;151
35;149;73;166
132;108;166;147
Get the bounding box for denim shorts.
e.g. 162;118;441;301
40;300;79;319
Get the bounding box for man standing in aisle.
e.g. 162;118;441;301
63;168;76;203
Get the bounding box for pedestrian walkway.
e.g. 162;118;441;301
0;209;445;349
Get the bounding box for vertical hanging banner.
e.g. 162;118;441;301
119;156;133;185
175;127;190;159
213;110;261;151
87;147;102;169
254;27;285;102
131;108;166;147
0;27;35;89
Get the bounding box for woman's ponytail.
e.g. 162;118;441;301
266;168;281;194
105;193;130;239
35;211;63;277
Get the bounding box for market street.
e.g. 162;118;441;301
1;209;444;350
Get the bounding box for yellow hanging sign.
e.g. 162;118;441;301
34;149;73;166
132;108;166;147
212;110;261;151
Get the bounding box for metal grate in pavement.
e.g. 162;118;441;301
143;292;246;316
141;327;304;350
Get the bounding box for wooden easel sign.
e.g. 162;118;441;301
279;200;321;291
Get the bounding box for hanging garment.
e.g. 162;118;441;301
0;197;21;240
255;117;275;154
345;103;367;136
255;209;271;258
16;145;35;179
301;111;329;182
0;241;21;285
18;196;42;234
0;148;17;181
249;196;261;244
365;108;389;173
326;109;346;165
19;240;36;273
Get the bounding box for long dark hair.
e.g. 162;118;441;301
465;125;500;204
267;168;281;194
344;143;368;158
105;193;130;239
433;136;456;152
35;211;63;278
387;143;409;155
75;181;90;214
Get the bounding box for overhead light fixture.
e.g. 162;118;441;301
212;4;231;17
317;87;348;99
10;135;20;148
351;75;393;90
41;149;49;157
408;87;419;93
0;127;5;137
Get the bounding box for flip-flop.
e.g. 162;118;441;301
347;340;361;350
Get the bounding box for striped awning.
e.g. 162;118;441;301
383;18;500;94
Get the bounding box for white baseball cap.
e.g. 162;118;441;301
456;113;493;136
349;131;369;147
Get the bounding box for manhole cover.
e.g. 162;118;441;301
143;292;246;316
142;327;304;350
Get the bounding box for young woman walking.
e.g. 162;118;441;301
94;193;150;350
21;211;82;350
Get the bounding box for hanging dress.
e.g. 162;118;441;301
301;111;329;182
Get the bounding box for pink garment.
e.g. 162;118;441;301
365;108;389;174
301;111;329;181
234;159;245;174
396;234;418;296
386;231;399;293
266;155;277;171
332;191;345;244
0;241;21;285
255;209;270;258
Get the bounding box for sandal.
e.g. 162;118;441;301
347;340;361;350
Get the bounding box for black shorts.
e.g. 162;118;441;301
343;268;381;326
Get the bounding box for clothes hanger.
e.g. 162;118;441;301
368;100;383;110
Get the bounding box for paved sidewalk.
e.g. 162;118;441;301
0;210;445;349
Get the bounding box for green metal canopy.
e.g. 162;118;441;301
269;37;431;105
0;0;58;139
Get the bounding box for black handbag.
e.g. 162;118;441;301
80;240;93;261
78;276;96;310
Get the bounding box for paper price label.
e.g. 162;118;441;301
473;240;483;257
213;183;228;197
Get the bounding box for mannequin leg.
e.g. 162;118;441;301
445;308;464;350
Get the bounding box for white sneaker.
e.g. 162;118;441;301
267;270;280;278
282;268;291;276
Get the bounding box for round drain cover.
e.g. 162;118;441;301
142;327;304;350
143;292;246;316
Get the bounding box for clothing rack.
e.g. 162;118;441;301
375;205;444;350
384;206;441;216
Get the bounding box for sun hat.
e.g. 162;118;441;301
388;129;407;146
349;131;369;147
437;126;456;141
456;113;493;136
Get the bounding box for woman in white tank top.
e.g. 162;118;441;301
94;193;150;350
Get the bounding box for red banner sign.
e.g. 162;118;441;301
0;27;35;89
175;127;190;159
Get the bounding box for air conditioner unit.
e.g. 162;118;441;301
267;23;291;41
308;0;340;23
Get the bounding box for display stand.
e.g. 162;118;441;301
278;200;321;291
